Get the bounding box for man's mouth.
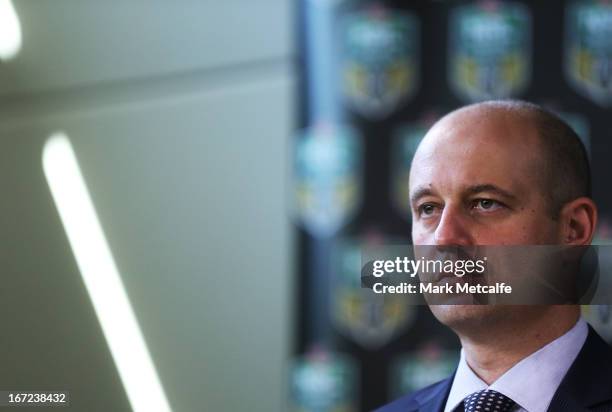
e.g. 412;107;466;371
433;273;467;284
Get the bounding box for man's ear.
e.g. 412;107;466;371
559;197;598;245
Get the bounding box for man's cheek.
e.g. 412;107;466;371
412;226;431;245
477;224;538;245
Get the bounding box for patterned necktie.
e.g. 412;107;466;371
462;389;516;412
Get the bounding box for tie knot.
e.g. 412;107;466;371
463;389;515;412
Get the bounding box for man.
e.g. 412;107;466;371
376;100;612;412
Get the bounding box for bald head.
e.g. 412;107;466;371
408;100;596;346
419;100;591;217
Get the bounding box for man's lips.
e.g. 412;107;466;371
431;272;480;284
433;273;464;283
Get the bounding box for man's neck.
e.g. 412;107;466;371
458;306;580;385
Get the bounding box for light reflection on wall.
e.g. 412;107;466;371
0;0;22;60
42;133;172;412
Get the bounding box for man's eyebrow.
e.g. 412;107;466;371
465;184;517;200
410;186;436;205
409;184;517;205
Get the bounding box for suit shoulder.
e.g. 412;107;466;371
373;378;452;412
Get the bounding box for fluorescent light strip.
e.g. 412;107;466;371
0;0;22;60
42;133;172;412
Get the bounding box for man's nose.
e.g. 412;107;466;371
434;207;473;246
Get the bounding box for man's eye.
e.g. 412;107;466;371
418;204;437;216
473;199;503;211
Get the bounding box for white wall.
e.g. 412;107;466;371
0;1;293;411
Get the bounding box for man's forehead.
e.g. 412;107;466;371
421;106;537;148
409;107;540;197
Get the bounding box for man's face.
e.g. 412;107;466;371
409;108;563;329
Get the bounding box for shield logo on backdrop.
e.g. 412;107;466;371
391;119;437;221
331;235;415;349
389;343;459;398
565;1;612;107
290;349;357;412
294;124;363;238
340;6;420;119
448;1;531;102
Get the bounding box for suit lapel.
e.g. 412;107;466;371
412;375;454;412
395;324;612;412
548;325;612;411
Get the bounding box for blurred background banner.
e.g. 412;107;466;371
565;0;612;107
294;0;612;411
1;1;612;412
448;1;531;102
340;6;420;119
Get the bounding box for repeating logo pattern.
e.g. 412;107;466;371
290;349;357;412
390;343;459;397
565;0;612;106
331;236;415;349
341;6;420;119
449;1;531;102
390;121;433;221
294;124;363;238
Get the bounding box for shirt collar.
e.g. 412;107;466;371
444;318;588;412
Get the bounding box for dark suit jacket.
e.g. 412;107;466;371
375;325;612;412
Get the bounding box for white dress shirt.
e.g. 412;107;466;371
444;318;588;412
